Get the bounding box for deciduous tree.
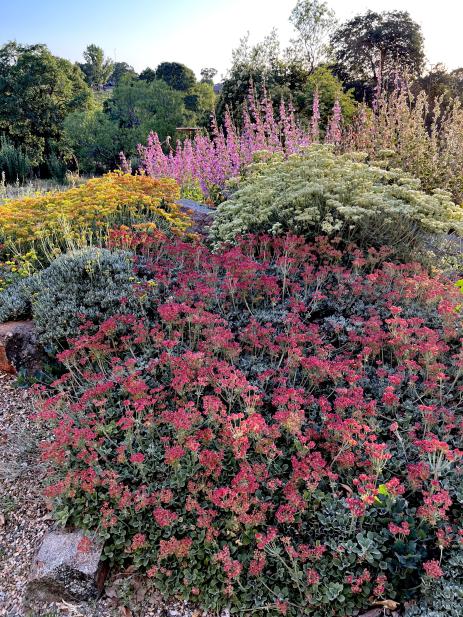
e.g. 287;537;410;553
331;11;425;100
155;61;196;91
289;0;337;72
79;44;114;89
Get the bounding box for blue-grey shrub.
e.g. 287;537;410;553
0;248;143;351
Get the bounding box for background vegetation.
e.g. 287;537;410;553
1;1;463;186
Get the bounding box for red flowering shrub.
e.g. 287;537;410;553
35;233;463;616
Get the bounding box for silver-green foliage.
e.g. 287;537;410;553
0;248;141;350
404;550;463;617
210;146;463;257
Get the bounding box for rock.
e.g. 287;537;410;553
177;199;214;235
0;321;42;375
25;530;107;604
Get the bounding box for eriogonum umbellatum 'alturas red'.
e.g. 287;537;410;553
35;231;463;615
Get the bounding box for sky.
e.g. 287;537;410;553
0;0;462;79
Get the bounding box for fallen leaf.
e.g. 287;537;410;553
119;607;133;617
372;599;400;610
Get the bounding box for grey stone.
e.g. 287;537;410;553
0;320;43;375
25;530;107;604
177;199;215;235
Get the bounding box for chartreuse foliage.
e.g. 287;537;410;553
36;232;463;617
210;146;463;259
0;172;189;270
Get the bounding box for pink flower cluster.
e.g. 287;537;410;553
138;87;341;200
35;231;463;615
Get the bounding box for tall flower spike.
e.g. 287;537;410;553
310;89;320;144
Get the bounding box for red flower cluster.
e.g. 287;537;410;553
35;232;463;616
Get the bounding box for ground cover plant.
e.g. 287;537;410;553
0;171;191;295
210;145;463;262
35;231;463;616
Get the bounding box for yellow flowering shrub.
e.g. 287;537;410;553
0;172;190;262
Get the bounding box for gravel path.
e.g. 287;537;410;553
0;374;53;616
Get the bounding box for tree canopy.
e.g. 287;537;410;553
216;31;311;121
139;67;157;82
289;0;337;72
330;10;425;100
78;44;114;89
109;61;137;86
155;61;196;91
0;42;92;166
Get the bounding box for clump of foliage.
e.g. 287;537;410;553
215;30;312;123
0;135;32;183
404;549;463;616
0;246;146;351
155;62;197;92
0;42;92;168
210;146;463;259
0;172;190;268
35;231;463;616
77;44;114;90
343;84;463;204
65;74;215;173
303;66;357;127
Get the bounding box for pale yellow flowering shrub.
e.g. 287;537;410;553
211;146;463;259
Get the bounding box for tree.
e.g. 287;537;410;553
155;62;196;91
216;31;311;122
139;67;157;82
200;67;218;84
79;44;114;89
105;76;189;151
304;66;357;127
184;81;216;126
0;42;92;167
331;11;425;100
411;64;463;124
63;109;121;173
449;67;463;102
289;0;337;72
109;62;137;86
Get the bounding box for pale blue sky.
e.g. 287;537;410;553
0;0;461;78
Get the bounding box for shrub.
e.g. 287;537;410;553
0;171;190;268
35;232;463;616
139;87;328;202
343;85;463;203
210;146;463;260
0;247;149;351
0;135;32;183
